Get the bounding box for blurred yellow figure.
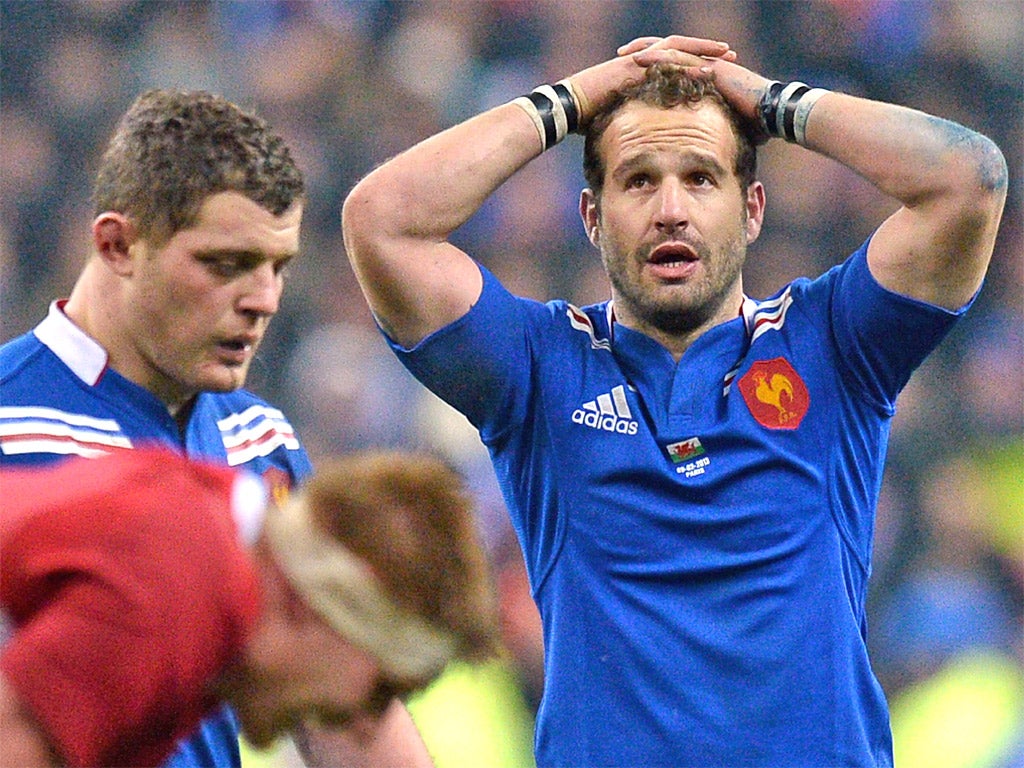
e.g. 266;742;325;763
890;649;1024;768
408;659;537;768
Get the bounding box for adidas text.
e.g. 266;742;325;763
572;409;639;434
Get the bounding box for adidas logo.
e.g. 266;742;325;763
572;385;639;435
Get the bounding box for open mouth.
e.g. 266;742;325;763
216;337;256;364
646;242;700;278
648;242;698;267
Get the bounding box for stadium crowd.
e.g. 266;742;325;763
2;2;1021;766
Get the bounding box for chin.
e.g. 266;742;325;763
199;370;249;393
238;715;280;750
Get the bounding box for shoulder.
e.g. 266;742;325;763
556;300;614;351
197;389;298;437
0;331;47;384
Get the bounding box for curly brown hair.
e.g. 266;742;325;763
582;63;760;198
92;89;304;244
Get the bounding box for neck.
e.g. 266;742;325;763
64;261;195;416
613;295;745;362
62;261;107;347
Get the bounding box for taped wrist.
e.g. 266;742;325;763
512;80;581;151
757;80;830;146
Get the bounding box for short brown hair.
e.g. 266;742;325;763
303;450;500;664
582;63;760;197
92;89;305;244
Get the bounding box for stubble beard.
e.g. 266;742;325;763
605;234;747;338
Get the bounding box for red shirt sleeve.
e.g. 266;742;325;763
1;448;263;767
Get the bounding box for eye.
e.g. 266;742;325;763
691;172;714;187
311;709;353;729
626;174;652;190
273;257;293;278
199;255;246;277
363;679;401;718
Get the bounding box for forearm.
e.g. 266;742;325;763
345;35;733;245
803;94;1005;213
707;58;1007;307
707;58;1004;205
808;94;1005;306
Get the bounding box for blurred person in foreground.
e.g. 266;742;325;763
342;34;1007;767
0;447;498;768
0;89;435;767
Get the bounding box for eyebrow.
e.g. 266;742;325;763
613;148;729;182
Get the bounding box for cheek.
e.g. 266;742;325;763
132;268;205;320
314;633;380;703
596;210;635;255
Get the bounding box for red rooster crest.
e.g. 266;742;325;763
738;358;809;429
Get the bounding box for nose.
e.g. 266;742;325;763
654;179;688;235
237;262;281;317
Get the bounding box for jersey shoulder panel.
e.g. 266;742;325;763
0;331;45;383
191;390;312;479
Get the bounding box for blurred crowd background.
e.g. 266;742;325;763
2;1;1022;766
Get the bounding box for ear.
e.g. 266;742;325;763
745;182;766;245
91;212;138;276
579;189;601;248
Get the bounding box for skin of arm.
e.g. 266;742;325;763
699;56;1008;310
341;36;735;349
0;675;60;768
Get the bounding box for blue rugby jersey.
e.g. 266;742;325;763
391;242;968;768
0;301;313;768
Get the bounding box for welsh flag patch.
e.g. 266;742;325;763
666;437;705;464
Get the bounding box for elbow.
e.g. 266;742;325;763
938;132;1008;233
341;176;385;263
970;135;1008;236
974;134;1008;195
964;132;1008;211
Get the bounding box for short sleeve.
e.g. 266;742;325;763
829;242;971;411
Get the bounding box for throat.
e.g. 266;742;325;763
171;397;198;439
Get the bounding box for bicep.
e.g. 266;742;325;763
866;149;1005;312
867;208;980;310
349;238;483;349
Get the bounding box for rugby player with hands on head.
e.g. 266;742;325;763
342;33;1006;767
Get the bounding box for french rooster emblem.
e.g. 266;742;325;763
738;358;810;429
754;371;797;423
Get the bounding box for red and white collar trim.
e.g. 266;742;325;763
33;300;110;386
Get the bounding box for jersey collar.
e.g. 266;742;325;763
33;300;109;386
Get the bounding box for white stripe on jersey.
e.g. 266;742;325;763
745;288;794;344
0;406;132;457
218;405;300;467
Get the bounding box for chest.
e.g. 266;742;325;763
531;330;839;571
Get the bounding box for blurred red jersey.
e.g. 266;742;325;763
0;447;265;767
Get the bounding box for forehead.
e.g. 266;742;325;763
172;190;303;257
600;101;738;172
